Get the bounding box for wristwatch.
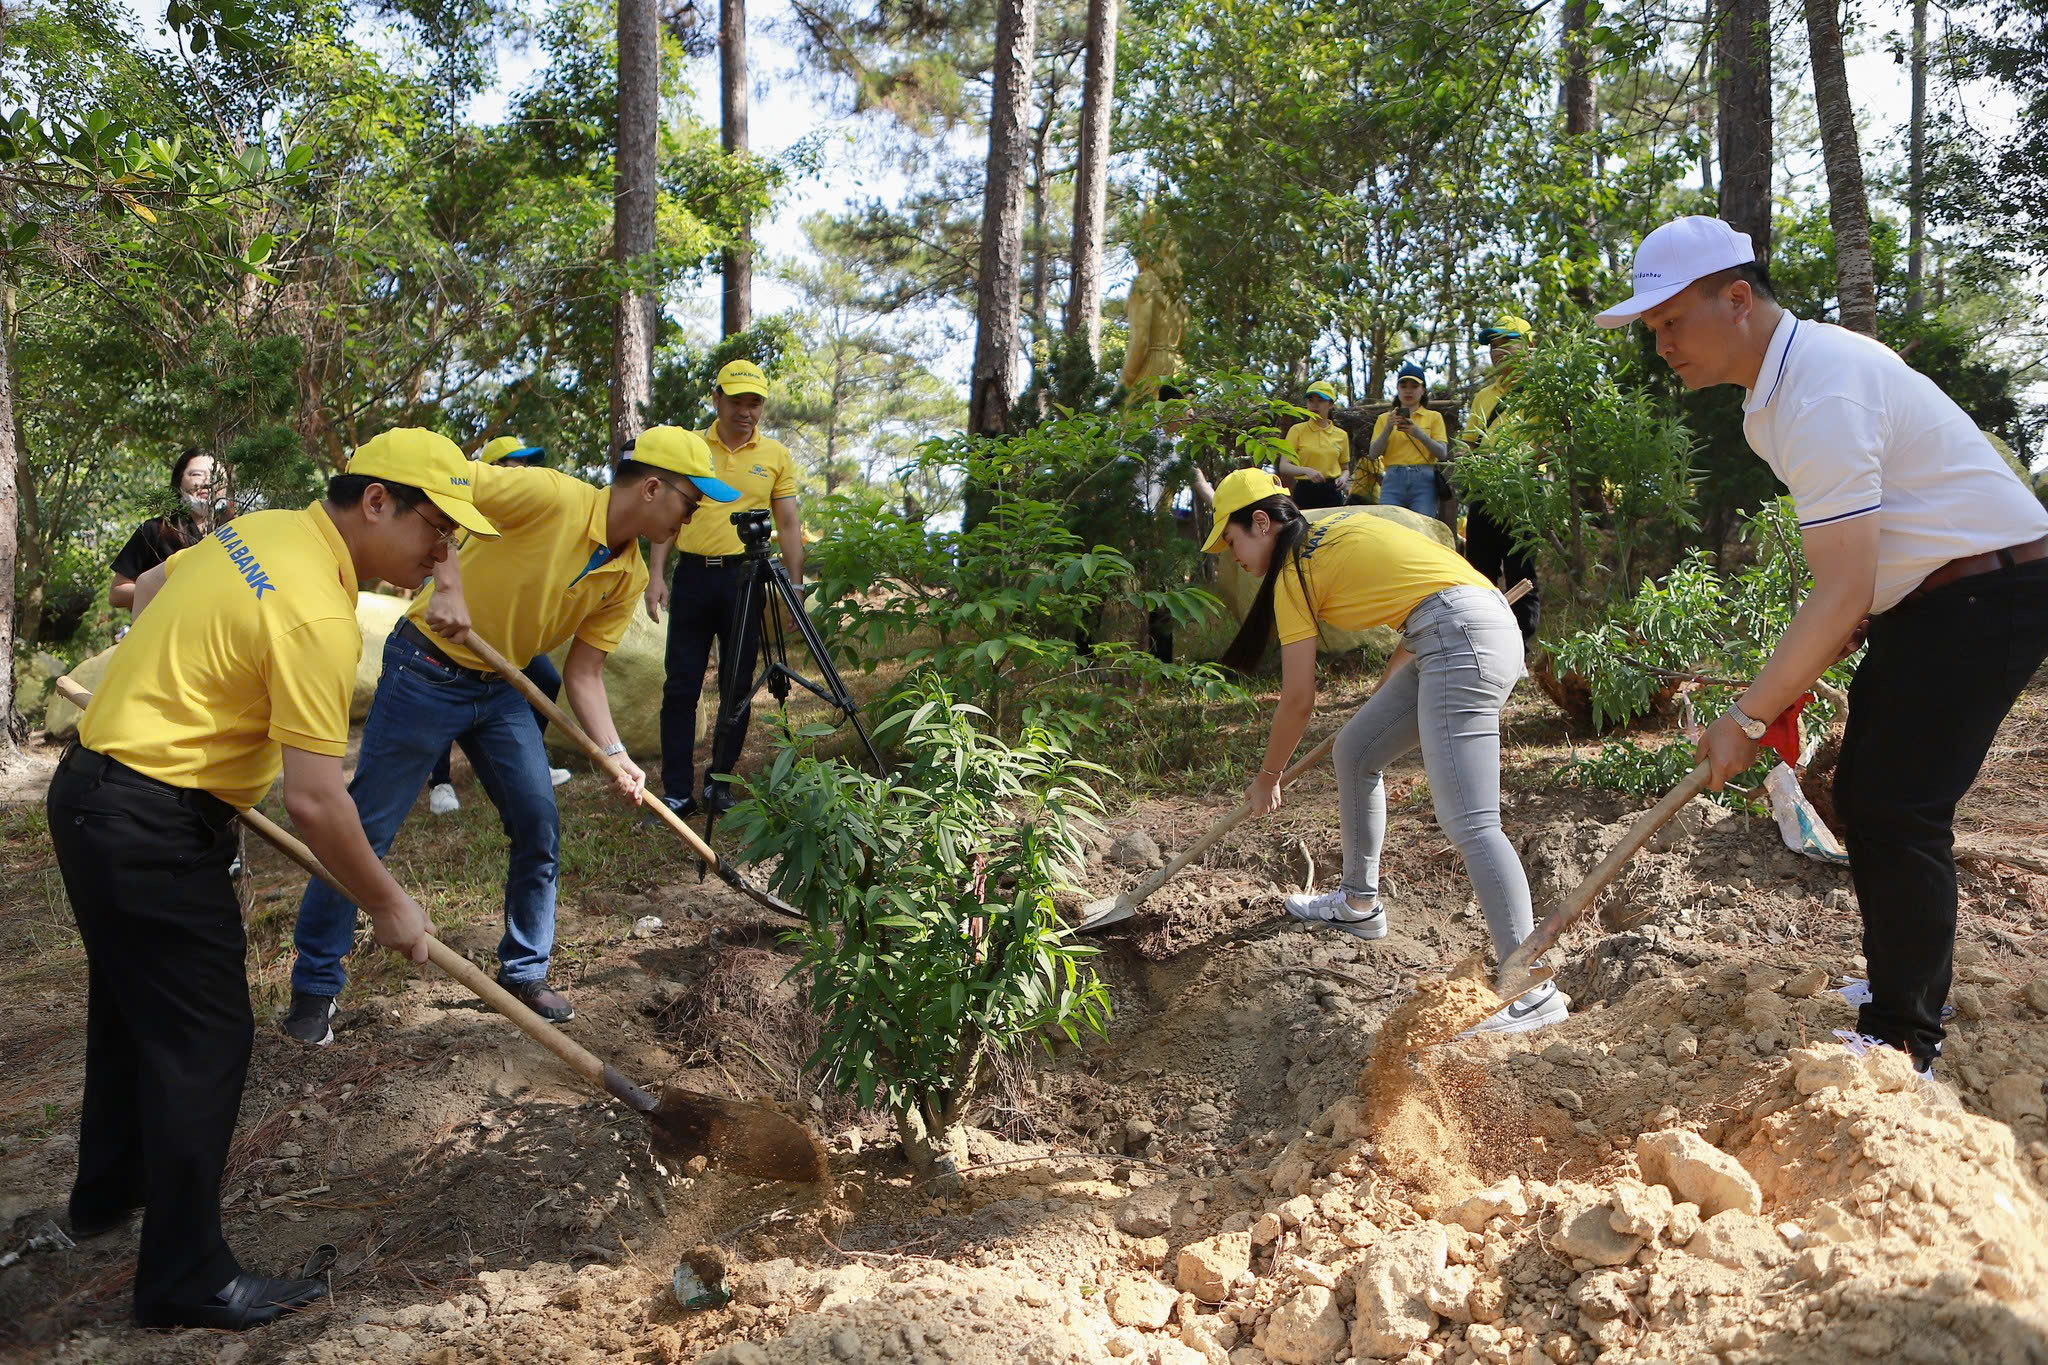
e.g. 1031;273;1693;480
600;741;627;758
1724;702;1768;741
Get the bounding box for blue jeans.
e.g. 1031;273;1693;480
1380;464;1439;520
1334;586;1532;961
430;654;560;788
291;631;561;995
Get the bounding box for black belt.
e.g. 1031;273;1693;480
673;551;747;570
61;744;238;831
393;618;499;682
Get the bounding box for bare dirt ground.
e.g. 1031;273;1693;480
4;675;2047;1365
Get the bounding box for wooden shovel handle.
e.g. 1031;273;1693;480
57;674;610;1089
232;804;610;1088
1496;760;1713;995
456;630;728;873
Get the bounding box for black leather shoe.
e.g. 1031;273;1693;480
641;794;695;826
497;976;574;1022
135;1272;329;1330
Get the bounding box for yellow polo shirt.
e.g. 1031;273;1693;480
1273;509;1493;646
408;463;648;671
1283;419;1350;481
670;426;798;557
1372;405;1449;467
79;504;362;808
1466;381;1511;446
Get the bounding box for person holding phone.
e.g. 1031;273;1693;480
1368;363;1448;517
1277;381;1350;509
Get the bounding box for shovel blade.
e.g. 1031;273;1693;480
1073;896;1135;934
648;1087;829;1184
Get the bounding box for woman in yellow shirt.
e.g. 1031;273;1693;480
1277;381;1349;509
1369;363;1450;517
1208;468;1560;1034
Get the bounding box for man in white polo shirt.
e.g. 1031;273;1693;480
1597;215;2048;1077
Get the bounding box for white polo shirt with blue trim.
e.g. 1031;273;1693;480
1742;309;2048;614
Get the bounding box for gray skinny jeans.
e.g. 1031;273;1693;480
1335;585;1534;961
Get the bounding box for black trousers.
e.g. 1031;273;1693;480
1835;558;2048;1064
430;653;562;788
47;747;247;1310
1462;499;1540;640
1291;479;1344;509
660;558;762;801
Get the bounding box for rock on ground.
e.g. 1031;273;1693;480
1635;1127;1763;1217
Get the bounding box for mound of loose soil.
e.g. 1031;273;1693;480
9;685;2048;1365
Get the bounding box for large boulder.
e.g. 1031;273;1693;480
50;591;680;762
1214;504;1460;657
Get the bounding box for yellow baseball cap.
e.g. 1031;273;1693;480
1306;381;1338;401
478;435;545;465
1202;467;1287;552
714;358;770;397
347;428;500;537
1477;315;1535;344
624;426;741;501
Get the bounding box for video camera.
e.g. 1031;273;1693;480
731;506;775;551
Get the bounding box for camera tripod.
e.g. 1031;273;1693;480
702;523;885;846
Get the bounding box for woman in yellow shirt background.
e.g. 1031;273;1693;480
1207;467;1562;1034
1277;381;1349;509
1369;363;1449;518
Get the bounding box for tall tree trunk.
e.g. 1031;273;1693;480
610;0;659;452
1029;98;1052;355
968;0;1039;438
1062;0;1118;366
0;297;19;747
1905;0;1927;314
1803;0;1878;335
1562;0;1596;309
1717;0;1773;262
721;0;753;337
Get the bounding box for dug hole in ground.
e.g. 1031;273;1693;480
4;680;2048;1365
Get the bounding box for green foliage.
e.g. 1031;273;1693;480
808;409;1244;740
723;678;1111;1165
1548;499;1855;739
1556;737;1764;804
1451;327;1697;627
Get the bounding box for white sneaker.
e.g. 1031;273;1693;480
1462;981;1568;1036
1832;1028;1937;1079
428;783;460;815
1283;887;1388;940
549;767;571;788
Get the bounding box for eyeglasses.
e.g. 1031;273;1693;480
407;502;462;547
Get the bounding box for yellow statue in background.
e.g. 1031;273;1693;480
1121;212;1188;400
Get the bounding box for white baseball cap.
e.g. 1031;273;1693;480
1594;216;1757;328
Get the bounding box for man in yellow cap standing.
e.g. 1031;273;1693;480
50;430;495;1328
286;427;738;1041
427;436;569;815
644;358;806;817
1459;316;1541;641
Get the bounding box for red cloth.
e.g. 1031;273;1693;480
1763;693;1813;768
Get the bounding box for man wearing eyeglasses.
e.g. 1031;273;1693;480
51;429;495;1328
285;427;739;1042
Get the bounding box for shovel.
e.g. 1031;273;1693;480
1378;760;1715;1054
455;630;803;925
1074;579;1531;934
54;677;827;1184
1489;760;1713;1003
